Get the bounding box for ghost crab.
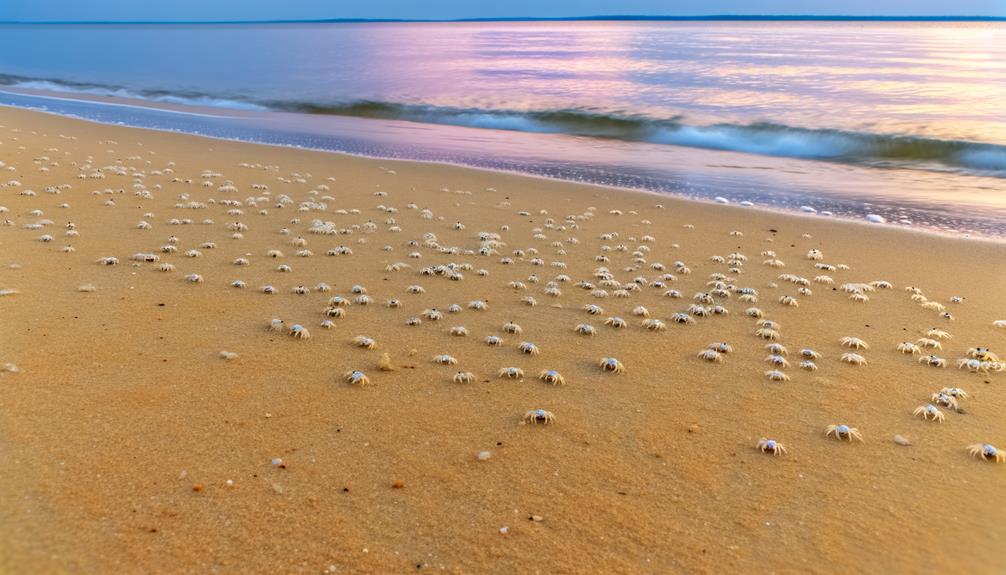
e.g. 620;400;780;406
756;438;788;456
523;409;556;425
913;404;945;422
825;424;863;442
599;357;626;374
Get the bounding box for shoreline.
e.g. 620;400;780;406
2;96;1004;242
1;105;1004;574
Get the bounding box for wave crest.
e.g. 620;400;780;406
1;73;1003;174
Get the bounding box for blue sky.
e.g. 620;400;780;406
2;0;1003;22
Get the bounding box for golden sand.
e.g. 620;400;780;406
0;107;1004;574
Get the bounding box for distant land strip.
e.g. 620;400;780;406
1;15;1004;25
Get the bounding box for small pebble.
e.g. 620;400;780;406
271;458;284;466
219;351;238;360
477;451;492;461
499;527;509;534
392;479;405;489
894;435;911;446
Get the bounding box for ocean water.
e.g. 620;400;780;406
1;21;1005;235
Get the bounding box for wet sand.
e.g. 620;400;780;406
1;106;1004;574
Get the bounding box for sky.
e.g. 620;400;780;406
1;0;1003;22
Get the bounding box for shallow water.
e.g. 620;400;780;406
1;21;1005;235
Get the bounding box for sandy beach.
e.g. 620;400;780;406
1;106;1004;574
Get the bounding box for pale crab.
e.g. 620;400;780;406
502;321;523;334
708;342;734;354
352;335;377;349
800;360;818;371
538;370;566;385
931;392;960;411
632;305;651;318
604;316;627;329
642;319;667;332
498;367;525;379
689;305;711;317
913;404;945;422
485;335;504;347
765;370;790;382
518;342;541;356
825;424;863;442
918;355;947;368
927;328;952;340
574;324;597;336
599;357;626;374
755;328;781;341
432;354;459;365
453;371;476;384
289;324;311;340
670;313;696;325
939;387;969;399
765;355;790;368
696;349;723;363
344;370;370;386
897;341;922;355
799;348;821;360
916;338;943;350
966;443;1005;463
967;347;1000;362
766;343;788;356
693;292;714;305
756;438;788;456
841;353;868;366
840;337;869;350
523;409;555;425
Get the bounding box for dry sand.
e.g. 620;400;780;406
1;106;1004;574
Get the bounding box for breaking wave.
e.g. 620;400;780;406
2;73;1003;175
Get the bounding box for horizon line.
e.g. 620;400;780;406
1;15;1004;25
